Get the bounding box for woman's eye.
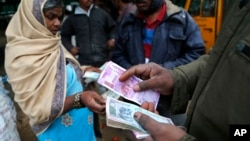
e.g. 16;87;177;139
46;15;54;20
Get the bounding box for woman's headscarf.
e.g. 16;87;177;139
5;0;79;134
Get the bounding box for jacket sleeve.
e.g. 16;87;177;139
104;12;116;40
169;54;209;114
111;19;134;69
163;11;206;69
60;16;75;51
111;29;133;69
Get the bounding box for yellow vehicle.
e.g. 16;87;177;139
175;0;228;52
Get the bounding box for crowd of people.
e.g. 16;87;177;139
2;0;250;141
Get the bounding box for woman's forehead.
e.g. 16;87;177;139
32;0;64;25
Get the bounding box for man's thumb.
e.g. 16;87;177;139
134;112;159;134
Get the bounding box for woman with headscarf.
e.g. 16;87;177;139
5;0;106;140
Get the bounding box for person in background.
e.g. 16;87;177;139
61;0;116;138
111;0;137;23
111;0;205;126
119;0;250;140
61;0;116;68
4;0;105;140
95;0;118;20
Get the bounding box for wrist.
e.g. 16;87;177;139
72;93;85;108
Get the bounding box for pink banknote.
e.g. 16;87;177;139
98;61;160;108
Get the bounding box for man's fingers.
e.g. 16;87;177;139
119;66;138;82
134;112;161;134
141;102;155;112
119;64;148;81
138;78;159;91
120;71;159;92
119;63;163;92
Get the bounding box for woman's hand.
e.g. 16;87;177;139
81;66;102;74
81;91;106;115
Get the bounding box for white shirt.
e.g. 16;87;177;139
74;4;94;17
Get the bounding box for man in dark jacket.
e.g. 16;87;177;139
111;0;205;69
111;0;205;124
119;0;250;140
61;0;116;67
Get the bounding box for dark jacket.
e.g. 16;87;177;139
61;5;116;67
111;0;205;70
170;0;250;140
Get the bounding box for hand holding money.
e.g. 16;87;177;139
133;112;187;141
119;62;174;95
98;61;160;108
106;97;173;139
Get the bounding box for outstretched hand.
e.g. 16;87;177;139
81;91;106;115
119;63;174;95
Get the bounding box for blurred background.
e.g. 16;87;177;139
0;0;230;66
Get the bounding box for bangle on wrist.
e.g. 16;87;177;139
73;93;85;108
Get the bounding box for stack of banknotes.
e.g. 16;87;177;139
106;97;173;139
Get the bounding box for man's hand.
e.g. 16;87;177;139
107;39;115;49
119;63;174;95
81;91;106;115
141;102;158;114
70;46;79;55
134;112;186;141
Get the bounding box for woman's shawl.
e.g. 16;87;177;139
4;0;79;134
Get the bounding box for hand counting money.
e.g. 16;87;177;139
97;61;160;108
106;97;173;138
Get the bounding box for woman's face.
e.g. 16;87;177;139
44;7;63;35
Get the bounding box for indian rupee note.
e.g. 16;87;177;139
106;97;173;134
98;61;160;108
